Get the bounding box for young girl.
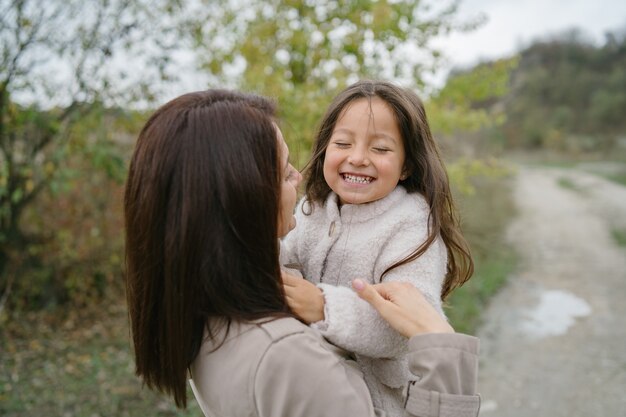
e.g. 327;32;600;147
280;80;473;416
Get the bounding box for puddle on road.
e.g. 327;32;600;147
520;289;592;339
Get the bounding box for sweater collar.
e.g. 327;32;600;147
324;186;407;223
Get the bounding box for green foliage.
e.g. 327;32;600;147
424;57;517;166
428;57;518;134
495;29;626;153
188;0;481;165
5;107;142;309
446;157;512;195
0;0;176;310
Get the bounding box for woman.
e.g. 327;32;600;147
124;89;480;416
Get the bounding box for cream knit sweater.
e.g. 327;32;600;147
280;186;447;417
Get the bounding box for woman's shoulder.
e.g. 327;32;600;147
191;317;322;415
255;316;311;342
198;317;311;356
220;317;327;351
194;317;372;416
255;318;351;363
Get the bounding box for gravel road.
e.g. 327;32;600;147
476;165;626;416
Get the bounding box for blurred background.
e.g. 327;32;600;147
1;0;625;416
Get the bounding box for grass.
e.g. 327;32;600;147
557;176;580;192
445;248;516;335
612;228;626;247
575;161;626;187
445;173;519;335
508;150;626;186
0;303;203;417
604;172;626;187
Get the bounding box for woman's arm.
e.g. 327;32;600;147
354;280;481;416
254;332;377;417
253;330;479;417
404;334;481;417
252;282;479;417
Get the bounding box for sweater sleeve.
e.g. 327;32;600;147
313;224;448;359
313;283;406;358
253;332;378;417
404;333;481;417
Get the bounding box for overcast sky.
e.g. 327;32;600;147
436;0;626;68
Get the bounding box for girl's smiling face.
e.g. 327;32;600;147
323;97;406;205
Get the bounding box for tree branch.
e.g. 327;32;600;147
0;269;14;317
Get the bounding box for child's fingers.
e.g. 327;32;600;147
281;271;300;287
284;294;296;306
283;284;292;295
284;292;301;307
283;284;299;299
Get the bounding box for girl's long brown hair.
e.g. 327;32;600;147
124;90;290;408
304;80;473;300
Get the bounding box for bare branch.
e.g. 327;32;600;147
2;0;46;88
0;269;14;316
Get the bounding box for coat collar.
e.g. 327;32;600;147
323;186;407;224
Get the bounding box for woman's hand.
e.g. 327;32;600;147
282;271;325;324
352;279;454;338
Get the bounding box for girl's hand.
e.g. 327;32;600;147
352;279;454;338
282;271;325;324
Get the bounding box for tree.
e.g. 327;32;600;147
185;0;482;164
428;57;518;135
0;0;181;310
495;28;626;152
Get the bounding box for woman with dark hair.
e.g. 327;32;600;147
124;89;480;416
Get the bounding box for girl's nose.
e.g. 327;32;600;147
347;147;370;166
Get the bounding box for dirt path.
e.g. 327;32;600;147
476;165;626;416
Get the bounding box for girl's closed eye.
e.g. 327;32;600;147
331;139;350;148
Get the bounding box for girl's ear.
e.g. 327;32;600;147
400;168;410;180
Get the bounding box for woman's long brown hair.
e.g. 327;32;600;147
124;90;290;408
304;80;474;300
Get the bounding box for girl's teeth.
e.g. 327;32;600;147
343;174;372;184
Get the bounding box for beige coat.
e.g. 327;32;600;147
190;317;480;417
